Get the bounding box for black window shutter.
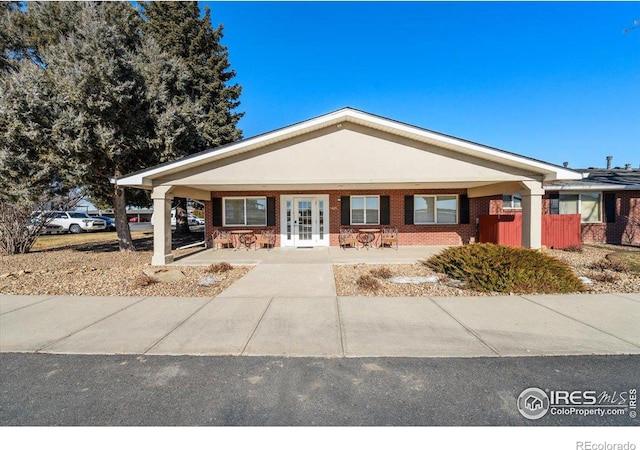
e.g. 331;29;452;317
404;195;414;225
212;197;222;226
341;196;350;225
604;193;616;223
549;192;560;215
459;194;470;224
266;197;276;226
380;196;390;225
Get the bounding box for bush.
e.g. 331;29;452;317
369;266;393;279
205;262;233;274
588;271;618;283
425;244;584;294
356;274;381;291
588;257;629;273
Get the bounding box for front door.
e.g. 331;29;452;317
294;198;314;246
280;195;329;247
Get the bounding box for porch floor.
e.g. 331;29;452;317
171;245;450;266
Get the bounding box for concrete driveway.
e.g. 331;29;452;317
1;292;639;358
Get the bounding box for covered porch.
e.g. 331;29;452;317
171;244;451;266
116;108;582;265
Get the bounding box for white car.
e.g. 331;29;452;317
151;211;200;226
189;215;205;225
48;211;107;234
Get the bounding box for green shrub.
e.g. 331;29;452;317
425;244;584;294
357;274;381;291
369;266;393;279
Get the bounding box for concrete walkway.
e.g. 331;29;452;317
2;292;639;358
172;245;449;266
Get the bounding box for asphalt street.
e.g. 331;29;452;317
1;353;638;426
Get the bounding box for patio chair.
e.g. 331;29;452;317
339;228;359;250
381;227;399;250
212;229;233;250
255;228;276;250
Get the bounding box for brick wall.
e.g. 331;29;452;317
493;191;640;245
204;189;497;248
580;191;640;245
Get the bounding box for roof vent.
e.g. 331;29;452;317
625;163;632;170
606;155;613;169
563;161;569;168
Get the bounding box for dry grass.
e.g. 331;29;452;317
356;274;381;291
369;266;393;279
205;262;233;274
131;273;156;288
587;258;630;273
334;263;478;297
607;251;640;274
1;232;252;297
31;230;151;251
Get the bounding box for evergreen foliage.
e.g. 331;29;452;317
426;244;585;294
142;2;243;234
1;1;242;250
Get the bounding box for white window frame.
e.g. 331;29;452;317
502;194;522;210
223;196;267;227
414;194;459;225
350;195;380;225
559;192;602;223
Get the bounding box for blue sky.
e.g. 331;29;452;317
202;1;639;169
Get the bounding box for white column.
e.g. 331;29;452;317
519;181;544;249
151;186;174;266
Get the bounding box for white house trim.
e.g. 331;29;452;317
116;108;582;188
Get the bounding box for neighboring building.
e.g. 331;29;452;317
497;167;640;245
116;108;583;265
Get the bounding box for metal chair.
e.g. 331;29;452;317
255;228;276;250
339;228;359;250
381;227;399;250
212;229;233;250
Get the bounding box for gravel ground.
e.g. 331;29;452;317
2;242;638;298
334;263;488;297
0;247;251;297
548;244;640;293
334;244;640;297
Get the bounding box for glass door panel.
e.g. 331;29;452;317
295;199;313;244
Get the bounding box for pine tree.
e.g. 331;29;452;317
1;2;198;251
143;2;243;233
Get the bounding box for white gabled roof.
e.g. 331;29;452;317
116;107;582;188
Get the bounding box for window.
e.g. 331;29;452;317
502;194;522;209
223;197;267;226
351;196;379;225
414;195;458;224
559;193;602;223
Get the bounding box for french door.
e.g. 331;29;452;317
280;195;329;247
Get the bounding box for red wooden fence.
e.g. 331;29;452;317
478;214;581;249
